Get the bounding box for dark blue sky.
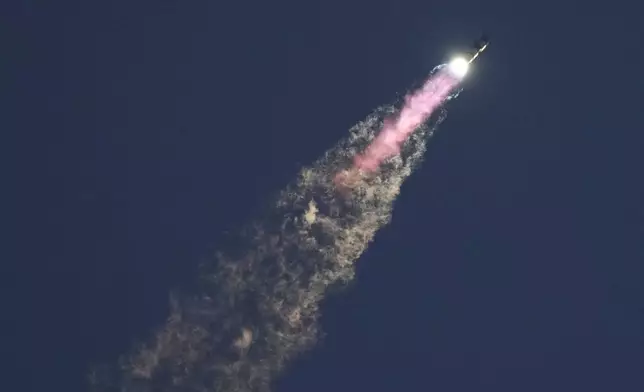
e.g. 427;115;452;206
8;1;644;391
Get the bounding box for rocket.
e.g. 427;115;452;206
446;34;490;78
468;34;490;64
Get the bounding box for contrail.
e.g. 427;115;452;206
90;64;461;392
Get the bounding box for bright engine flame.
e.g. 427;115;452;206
448;57;469;78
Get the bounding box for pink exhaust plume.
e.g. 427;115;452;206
356;70;459;172
335;69;459;189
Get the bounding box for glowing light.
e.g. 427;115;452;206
448;57;469;78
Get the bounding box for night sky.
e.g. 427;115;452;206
8;1;644;391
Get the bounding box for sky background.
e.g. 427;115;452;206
7;1;644;391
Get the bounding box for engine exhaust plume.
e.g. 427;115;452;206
90;65;461;392
352;68;459;173
334;67;459;191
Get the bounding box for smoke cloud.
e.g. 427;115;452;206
91;66;457;392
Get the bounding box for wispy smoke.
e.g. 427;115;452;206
91;67;456;392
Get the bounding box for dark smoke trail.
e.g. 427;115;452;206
91;66;458;392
